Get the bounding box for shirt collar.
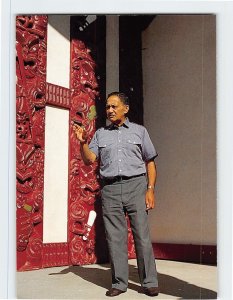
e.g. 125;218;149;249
124;118;130;128
108;118;130;130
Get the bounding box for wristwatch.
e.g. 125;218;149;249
147;185;154;190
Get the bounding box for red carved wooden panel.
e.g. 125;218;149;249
69;39;102;265
127;218;136;259
16;15;135;271
16;15;48;271
46;82;71;108
42;243;69;268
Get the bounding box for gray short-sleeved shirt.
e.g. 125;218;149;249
89;118;158;178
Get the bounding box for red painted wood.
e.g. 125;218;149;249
42;243;69;268
16;15;48;271
69;39;101;265
46;82;71;108
152;243;217;265
127;216;136;259
16;15;135;271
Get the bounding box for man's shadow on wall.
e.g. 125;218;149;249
49;262;217;299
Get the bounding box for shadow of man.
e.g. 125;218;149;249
157;272;217;299
49;263;140;292
49;262;217;299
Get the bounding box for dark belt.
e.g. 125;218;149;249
102;173;145;185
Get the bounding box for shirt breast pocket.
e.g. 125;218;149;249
99;139;114;162
125;135;142;146
124;136;142;156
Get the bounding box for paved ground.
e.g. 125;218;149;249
17;259;217;299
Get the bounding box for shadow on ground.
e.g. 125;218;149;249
49;263;217;299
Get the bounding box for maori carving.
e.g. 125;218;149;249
16;15;134;270
69;39;101;265
16;15;47;271
46;83;71;108
42;243;69;268
127;217;136;258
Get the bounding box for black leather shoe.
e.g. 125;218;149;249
106;288;126;297
143;287;159;297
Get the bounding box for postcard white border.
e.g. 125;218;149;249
1;0;233;299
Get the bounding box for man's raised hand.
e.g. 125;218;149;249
73;123;88;143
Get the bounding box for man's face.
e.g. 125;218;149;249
106;95;129;125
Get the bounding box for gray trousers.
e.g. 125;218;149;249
101;175;159;291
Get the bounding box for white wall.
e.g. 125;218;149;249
44;15;71;243
43;106;69;243
142;15;216;245
46;15;70;88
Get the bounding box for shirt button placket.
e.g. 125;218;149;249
118;130;122;174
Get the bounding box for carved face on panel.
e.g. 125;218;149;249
16;96;33;142
16;111;31;141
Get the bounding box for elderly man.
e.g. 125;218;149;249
74;92;159;297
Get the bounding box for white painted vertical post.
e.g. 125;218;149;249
106;15;119;96
46;15;70;88
43;106;69;243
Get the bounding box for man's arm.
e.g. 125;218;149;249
73;124;97;165
80;141;97;165
145;160;157;210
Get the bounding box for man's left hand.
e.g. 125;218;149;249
145;189;155;210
